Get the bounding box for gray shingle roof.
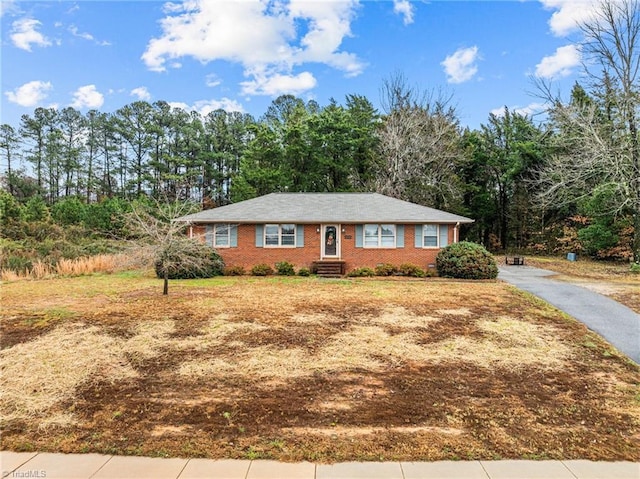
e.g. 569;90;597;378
176;193;474;224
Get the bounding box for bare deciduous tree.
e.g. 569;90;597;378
125;198;220;295
374;73;463;209
536;0;640;262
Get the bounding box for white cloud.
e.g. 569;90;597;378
288;0;364;76
535;44;581;79
491;102;548;118
193;98;245;116
69;25;94;41
5;80;53;107
70;85;104;109
539;0;599;36
205;73;222;87
168;98;245;116
241;70;317;96
1;0;20;18
393;0;415;25
68;24;111;45
142;0;363;96
514;102;548;117
10;18;51;51
130;86;151;101
441;46;480;84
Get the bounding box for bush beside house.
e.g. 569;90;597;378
436;242;498;280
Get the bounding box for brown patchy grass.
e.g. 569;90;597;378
1;273;639;462
524;256;640;314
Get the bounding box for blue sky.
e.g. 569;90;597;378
1;0;596;130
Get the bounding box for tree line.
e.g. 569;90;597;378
1;0;638;263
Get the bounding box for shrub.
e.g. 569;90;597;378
0;190;22;221
251;263;274;276
347;267;375;277
51;197;88;226
298;267;311;277
224;265;246;276
398;263;425;278
375;263;397;276
84;198;129;235
275;261;296;276
22;196;49;222
630;263;640;275
424;266;438;278
436;241;498;280
578;223;619;257
154;241;225;279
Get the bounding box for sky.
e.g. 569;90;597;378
1;0;599;131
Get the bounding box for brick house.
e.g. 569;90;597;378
177;192;474;274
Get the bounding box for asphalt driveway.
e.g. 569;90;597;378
499;265;640;364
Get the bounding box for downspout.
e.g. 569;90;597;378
454;222;460;243
189;225;193;239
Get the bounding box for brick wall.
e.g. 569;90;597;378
190;223;457;273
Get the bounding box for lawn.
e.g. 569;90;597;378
1;272;639;462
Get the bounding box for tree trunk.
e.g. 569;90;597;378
634;202;640;264
163;270;169;295
628;113;640;264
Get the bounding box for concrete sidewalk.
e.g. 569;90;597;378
2;452;639;479
498;264;640;364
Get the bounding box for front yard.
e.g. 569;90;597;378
1;273;638;462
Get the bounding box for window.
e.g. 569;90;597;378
364;224;396;248
421;224;448;248
423;224;438;247
265;224;296;247
214;224;230;247
206;224;234;248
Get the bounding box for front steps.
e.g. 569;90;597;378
313;260;345;277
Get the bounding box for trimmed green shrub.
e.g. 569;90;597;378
224;265;246;276
298;267;311;277
347;267;375;277
398;263;426;278
630;263;640;275
375;263;397;276
154;240;225;279
436;241;498;280
275;261;296;276
251;263;274;276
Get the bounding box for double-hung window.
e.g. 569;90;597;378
423;224;438;247
364;224;396;248
213;224;230;247
420;224;448;248
265;224;296;247
206;223;233;248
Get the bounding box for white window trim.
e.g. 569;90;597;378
213;223;231;248
363;223;396;248
422;224;440;249
264;223;297;248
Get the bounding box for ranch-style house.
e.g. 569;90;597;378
177;192;474;275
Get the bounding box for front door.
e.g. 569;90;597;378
322;225;340;258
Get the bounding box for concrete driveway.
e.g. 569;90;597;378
499;265;640;364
